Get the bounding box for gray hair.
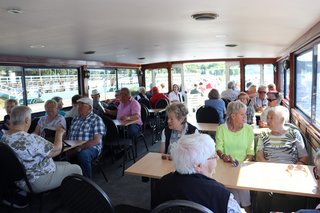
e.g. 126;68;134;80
10;106;32;125
5;99;18;106
226;100;247;122
268;105;289;124
166;103;188;125
45;99;58;108
258;85;267;92
171;134;216;174
139;87;146;94
227;81;235;89
120;87;131;96
52;96;63;107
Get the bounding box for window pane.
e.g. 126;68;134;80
285;68;290;99
117;68;139;94
0;66;23;120
295;50;313;117
171;66;182;88
88;68;117;100
316;44;320;126
145;68;168;93
245;64;274;90
279;61;285;94
24;68;78;113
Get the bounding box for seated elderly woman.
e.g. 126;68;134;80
0;106;82;193
216;100;254;213
255;106;308;212
33;99;67;141
237;92;255;125
135;86;149;101
204;88;226;123
160;103;198;154
259;91;288;128
154;134;241;212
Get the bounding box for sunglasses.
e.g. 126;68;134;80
286;164;308;176
267;99;276;102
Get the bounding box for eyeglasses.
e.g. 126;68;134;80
313;166;320;180
258;91;266;94
207;155;219;161
267;99;276;102
286;164;308;176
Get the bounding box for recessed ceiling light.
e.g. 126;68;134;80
191;13;219;21
83;51;95;54
138;57;146;60
225;44;237;47
215;34;227;38
237;55;244;58
7;8;22;14
30;44;45;49
116;54;126;57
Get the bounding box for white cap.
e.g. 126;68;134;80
91;89;100;96
77;97;93;108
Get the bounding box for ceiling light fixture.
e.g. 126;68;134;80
7;8;22;14
30;44;45;49
83;51;95;54
191;12;219;21
225;44;237;47
138;57;146;60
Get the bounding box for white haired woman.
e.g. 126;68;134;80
0;106;82;193
255;106;308;212
159;103;198;154
216;100;254;213
154;134;241;212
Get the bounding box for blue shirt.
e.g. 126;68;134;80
69;112;105;153
204;99;226;123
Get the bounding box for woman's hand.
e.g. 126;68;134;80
221;154;232;163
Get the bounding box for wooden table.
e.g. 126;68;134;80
63;140;86;152
148;108;166;114
125;152;320;198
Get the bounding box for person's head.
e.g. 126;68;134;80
246;82;253;90
71;94;82;106
238;92;250;105
115;90;120;99
267;92;282;107
268;83;276;92
45;99;58;116
172;84;179;92
52;96;63;109
77;97;93;117
4;99;18;115
171;134;217;177
208;89;220;100
227;81;235;89
257;85;267;100
166;103;188;131
267;106;289;131
10;106;32;130
91;89;100;101
247;84;257;94
119;88;131;104
152;86;159;94
139;87;146;95
226;100;247;124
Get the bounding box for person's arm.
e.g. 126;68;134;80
244;155;254;161
217;149;232;162
79;134;102;150
297;156;308;165
256;150;267;162
159;130;166;153
33;125;41;135
48;125;65;158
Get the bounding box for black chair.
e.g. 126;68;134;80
151;200;214;213
0;143;50;212
221;98;231;109
65;116;73;135
155;98;169;109
196;106;220;123
28;117;40;133
132;106;149;158
61;174;149;213
139;98;152;109
101;116;135;176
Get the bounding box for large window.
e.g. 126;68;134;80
0;66;23;119
278;60;290;100
117;68;139;95
88;69;117;100
244;64;274;90
24;68;78;113
316;44;320;126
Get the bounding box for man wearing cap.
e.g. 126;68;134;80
68;97;105;178
91;89;109;117
150;86;169;108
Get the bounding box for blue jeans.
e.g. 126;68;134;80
127;124;141;138
77;147;99;178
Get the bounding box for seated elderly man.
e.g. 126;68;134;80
108;88;142;138
221;81;240;101
91;89;109;117
1;106;82;193
68;97;105;178
255;106;308;212
154;134;241;213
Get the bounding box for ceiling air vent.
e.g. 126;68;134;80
191;13;219;21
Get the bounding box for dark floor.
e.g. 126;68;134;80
0;128;159;213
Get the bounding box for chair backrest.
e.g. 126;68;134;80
196;106;220;123
139;98;152;109
140;104;149;131
61;174;115;213
44;128;56;143
101;116;120;143
28;117;40;133
151;200;214;213
65;117;73;134
221;98;231;109
155;98;169;109
0;143;34;193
